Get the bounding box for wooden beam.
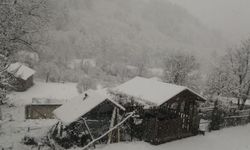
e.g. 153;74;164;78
83;118;95;141
57;121;62;137
49;121;58;136
117;109;121;143
81;111;135;150
0;106;2;121
107;107;117;144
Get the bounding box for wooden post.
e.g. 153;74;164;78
154;118;159;144
50;122;59;137
117;109;121;142
0;106;2;121
191;100;195;133
81;112;135;150
108;107;117;144
0;106;2;130
83;119;94;141
57;122;61;137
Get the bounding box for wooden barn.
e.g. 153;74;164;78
7;62;35;91
111;77;206;144
51;90;128;149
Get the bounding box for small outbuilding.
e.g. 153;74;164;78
111;77;206;144
25;98;63;119
7;62;35;91
51;90;127;149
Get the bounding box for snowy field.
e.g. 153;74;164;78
8;81;78;106
0;81;78;149
97;124;250;150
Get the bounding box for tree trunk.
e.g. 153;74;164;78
240;99;247;110
237;98;241;109
108;108;117;144
46;72;50;83
0;106;2;121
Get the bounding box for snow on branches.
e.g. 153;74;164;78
206;38;250;109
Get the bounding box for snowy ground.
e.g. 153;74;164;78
0;81;78;149
8;81;78;105
1;81;250;150
96;124;250;150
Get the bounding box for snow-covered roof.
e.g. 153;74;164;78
31;98;63;105
113;76;206;106
7;62;35;80
7;81;78;105
53;90;125;125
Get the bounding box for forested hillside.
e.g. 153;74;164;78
21;0;226;87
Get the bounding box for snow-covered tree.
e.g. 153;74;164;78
0;56;11;104
76;76;97;93
205;66;231;97
163;51;200;90
0;0;50;103
207;38;250;109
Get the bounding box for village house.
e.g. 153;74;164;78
7;62;36;91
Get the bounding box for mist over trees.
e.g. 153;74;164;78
1;0;250;106
27;0;226;91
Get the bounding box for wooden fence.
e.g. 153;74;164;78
220;109;250;128
203;106;250;130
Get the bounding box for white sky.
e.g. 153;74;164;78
167;0;250;42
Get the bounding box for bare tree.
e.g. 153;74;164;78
225;39;250;109
135;51;149;77
205;66;232;99
76;76;97;94
163;51;200;90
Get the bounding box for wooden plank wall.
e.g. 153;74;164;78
25;104;61;119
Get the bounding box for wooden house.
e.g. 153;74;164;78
7;62;35;91
111;77;206;144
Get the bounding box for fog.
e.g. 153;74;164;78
168;0;250;43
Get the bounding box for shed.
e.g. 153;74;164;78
53;90;125;126
112;76;206;144
7;62;35;91
25;98;63;119
51;90;126;148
